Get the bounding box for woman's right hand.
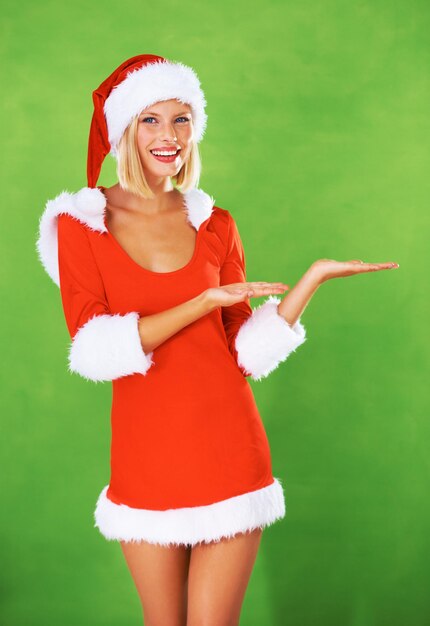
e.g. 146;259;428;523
204;282;290;309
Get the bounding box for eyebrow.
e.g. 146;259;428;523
140;110;191;116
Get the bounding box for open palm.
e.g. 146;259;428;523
313;259;399;282
208;282;289;307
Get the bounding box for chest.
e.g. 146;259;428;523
105;206;198;274
91;211;224;317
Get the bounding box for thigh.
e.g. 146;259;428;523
187;528;263;626
120;539;191;626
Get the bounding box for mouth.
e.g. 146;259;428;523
149;148;181;163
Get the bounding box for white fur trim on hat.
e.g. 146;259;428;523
235;296;307;381
68;312;154;383
35;186;215;287
104;59;208;157
94;477;286;546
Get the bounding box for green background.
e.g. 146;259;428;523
2;0;429;624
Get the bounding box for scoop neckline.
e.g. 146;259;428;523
97;185;205;277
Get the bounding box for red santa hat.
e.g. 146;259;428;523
36;54;210;287
87;53;208;188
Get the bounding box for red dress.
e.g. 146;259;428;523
36;185;307;546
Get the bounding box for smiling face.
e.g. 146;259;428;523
137;99;194;179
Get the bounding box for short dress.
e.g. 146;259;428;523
36;185;307;547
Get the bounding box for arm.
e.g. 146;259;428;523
276;265;321;327
276;257;400;325
137;292;216;353
58;214;216;382
58;214;153;383
219;212;307;381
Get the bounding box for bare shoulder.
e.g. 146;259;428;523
102;184;125;209
102;184;138;228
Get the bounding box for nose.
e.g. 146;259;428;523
160;121;177;142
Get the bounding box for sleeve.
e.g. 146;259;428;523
57;213;154;383
219;212;307;381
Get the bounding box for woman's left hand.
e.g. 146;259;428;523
312;259;399;284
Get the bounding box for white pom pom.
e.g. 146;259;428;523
74;187;106;216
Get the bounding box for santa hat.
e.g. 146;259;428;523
36;54;210;287
88;53;208;188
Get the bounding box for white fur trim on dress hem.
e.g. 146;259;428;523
93;478;286;546
68;312;154;382
235;295;307;381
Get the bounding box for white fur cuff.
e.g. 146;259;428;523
68;312;154;383
235;296;306;381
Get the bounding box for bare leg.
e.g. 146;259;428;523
120;539;191;626
186;528;263;626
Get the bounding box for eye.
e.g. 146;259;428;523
141;116;190;124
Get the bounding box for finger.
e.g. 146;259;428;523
362;262;398;269
352;263;379;272
246;288;287;297
249;282;290;289
253;282;289;286
357;263;398;272
235;285;289;292
248;285;287;291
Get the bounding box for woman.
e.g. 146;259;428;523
36;54;398;625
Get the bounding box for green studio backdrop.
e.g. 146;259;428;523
1;1;429;625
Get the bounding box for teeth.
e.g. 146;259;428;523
151;150;178;156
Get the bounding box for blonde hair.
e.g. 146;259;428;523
115;114;202;199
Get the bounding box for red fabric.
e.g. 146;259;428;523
57;194;275;510
219;213;253;378
87;54;166;189
57;214;111;338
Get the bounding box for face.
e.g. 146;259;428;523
137;99;194;180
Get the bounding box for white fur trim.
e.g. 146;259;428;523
36;186;215;287
94;478;286;546
183;187;215;230
36;187;107;286
104;59;208;157
68;312;154;382
235;296;307;381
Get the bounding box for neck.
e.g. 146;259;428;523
112;177;180;215
145;172;176;197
